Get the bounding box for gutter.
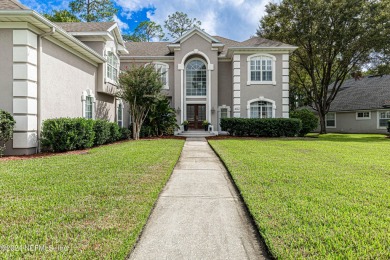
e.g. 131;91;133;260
36;27;55;153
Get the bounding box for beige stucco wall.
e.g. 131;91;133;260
239;53;284;118
83;41;105;55
218;61;233;111
40;39;98;121
173;33;219;128
326;111;389;134
0;29;13;113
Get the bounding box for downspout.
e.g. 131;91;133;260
36;27;55;153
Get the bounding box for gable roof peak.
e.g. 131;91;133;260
172;27;222;44
0;0;29;10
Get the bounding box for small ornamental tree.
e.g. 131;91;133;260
0;110;16;156
290;109;319;137
117;65;163;140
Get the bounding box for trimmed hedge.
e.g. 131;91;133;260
41;118;131;152
290;109;319;137
0;109;16;156
41;118;95;152
220;118;302;137
387;120;390;134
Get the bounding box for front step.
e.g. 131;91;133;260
176;131;216;137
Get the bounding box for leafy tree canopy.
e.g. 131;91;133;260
164;11;202;39
43;10;80;22
117;65;164;140
69;0;117;22
258;0;390;133
131;21;166;42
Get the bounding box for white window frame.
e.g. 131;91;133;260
377;110;390;129
116;98;124;127
185;58;207;97
356;111;371;120
152;62;169;90
247;54;276;86
325;112;336;128
106;50;119;84
246;97;276;118
218;105;231;131
81;89;95;119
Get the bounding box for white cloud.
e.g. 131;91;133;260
113;15;129;31
114;0;268;41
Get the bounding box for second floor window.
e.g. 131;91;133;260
107;51;118;81
154;63;169;89
250;56;272;82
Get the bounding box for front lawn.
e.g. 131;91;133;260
209;134;390;259
0;139;184;259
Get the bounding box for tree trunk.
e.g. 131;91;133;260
319;113;327;134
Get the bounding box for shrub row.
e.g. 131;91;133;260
220;118;302;137
41;118;131;152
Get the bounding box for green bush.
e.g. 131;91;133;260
93;119;111;145
41;118;95;152
120;127;132;140
220;118;302;137
290;109;319;137
387;120;390;134
0;110;16;156
108;123;121;143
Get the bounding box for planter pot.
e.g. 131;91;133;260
204;125;209;131
184;125;189;131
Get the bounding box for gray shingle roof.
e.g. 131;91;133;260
123;35;294;57
329;75;390;111
124;42;172;57
0;0;29;10
55;22;116;32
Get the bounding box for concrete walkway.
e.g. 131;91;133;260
128;137;268;260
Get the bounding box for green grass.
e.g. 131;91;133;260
209;134;390;259
0;139;184;259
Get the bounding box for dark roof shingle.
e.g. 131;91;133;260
0;0;29;10
329;75;390;111
124;42;171;57
55;22;116;32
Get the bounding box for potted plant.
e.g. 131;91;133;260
202;120;210;131
182;120;189;131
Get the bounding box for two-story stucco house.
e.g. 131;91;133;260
122;28;297;132
0;0;297;155
0;0;128;155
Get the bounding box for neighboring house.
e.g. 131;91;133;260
324;75;390;133
0;0;297;155
0;0;128;155
121;28;297;132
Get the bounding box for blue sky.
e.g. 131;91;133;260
19;0;268;41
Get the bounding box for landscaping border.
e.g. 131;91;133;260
207;138;275;260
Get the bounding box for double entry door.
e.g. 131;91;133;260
187;104;206;129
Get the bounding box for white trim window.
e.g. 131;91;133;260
326;112;336;128
356;111;371;120
81;89;95;119
378;111;390;129
186;59;207;96
247;54;276;85
117;99;124;127
153;62;169;90
106;51;119;81
250;101;273;118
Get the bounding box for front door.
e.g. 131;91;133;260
187;104;206;129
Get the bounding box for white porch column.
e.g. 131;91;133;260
178;64;184;123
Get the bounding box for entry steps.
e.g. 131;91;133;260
176;131;217;138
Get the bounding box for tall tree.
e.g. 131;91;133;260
69;0;117;22
164;11;202;39
122;34;142;42
132;21;166;42
43;10;80;22
117;65;163;140
258;0;390;133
